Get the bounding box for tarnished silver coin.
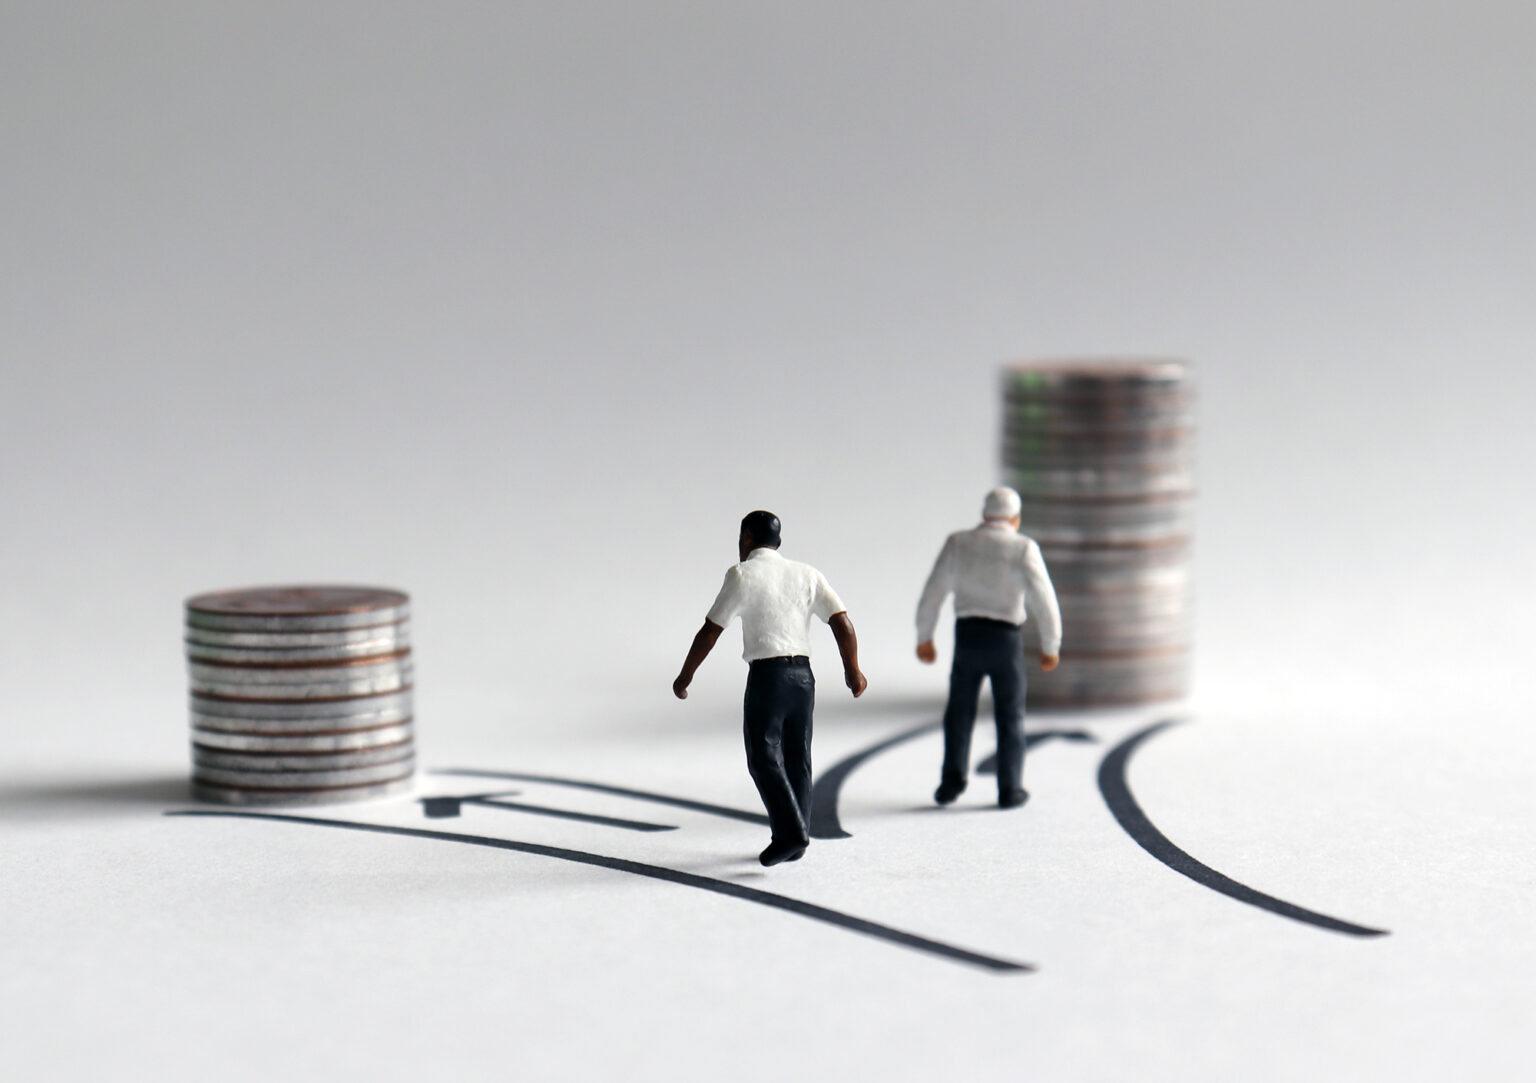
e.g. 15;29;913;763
185;637;410;664
1028;674;1191;701
191;722;415;751
1004;419;1194;441
184;624;410;649
1027;684;1188;707
1051;610;1191;637
1029;654;1190;687
1037;541;1190;576
1046;557;1189;583
192;742;414;771
1003;358;1191;391
1005;456;1195;485
193;757;416;789
1003;427;1195;458
1004;450;1195;473
1023;523;1192;548
1053;632;1189;655
1004;401;1195;429
1024;622;1189;654
1045;569;1185;595
1057;594;1190;620
1004;379;1193;401
191;674;412;700
190;708;414;734
188;660;412;700
186;585;410;632
1007;465;1196;498
1057;593;1191;619
192;776;415;807
190;688;412;724
1018;493;1193;523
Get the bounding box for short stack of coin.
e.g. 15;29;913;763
185;586;416;804
1002;359;1194;706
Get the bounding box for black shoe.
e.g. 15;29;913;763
998;788;1029;809
934;777;967;805
760;838;809;866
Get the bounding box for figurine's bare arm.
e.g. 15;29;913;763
828;612;868;697
673;619;724;699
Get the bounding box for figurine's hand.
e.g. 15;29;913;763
916;641;937;664
846;669;868;698
672;675;690;699
1040;654;1059;672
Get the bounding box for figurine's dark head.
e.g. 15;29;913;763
739;510;781;561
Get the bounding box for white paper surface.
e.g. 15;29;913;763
3;4;1533;1078
4;677;1531;1082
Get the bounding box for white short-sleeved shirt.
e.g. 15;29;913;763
706;547;847;662
915;521;1063;655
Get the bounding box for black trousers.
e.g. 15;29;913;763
743;656;815;845
941;618;1027;795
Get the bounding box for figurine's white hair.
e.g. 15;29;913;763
982;486;1022;521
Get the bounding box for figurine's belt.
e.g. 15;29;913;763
749;655;810;669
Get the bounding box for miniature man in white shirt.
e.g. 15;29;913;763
916;487;1062;809
674;510;867;866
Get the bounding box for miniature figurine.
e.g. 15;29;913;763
916;487;1062;809
673;511;867;866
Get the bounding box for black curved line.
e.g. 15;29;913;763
975;729;1097;775
432;769;769;826
808;721;939;839
1099;720;1389;938
165;810;1031;973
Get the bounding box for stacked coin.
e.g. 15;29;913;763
185;586;416;804
1002;359;1194;706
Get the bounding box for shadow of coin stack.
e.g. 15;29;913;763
185;586;416;804
1002;360;1194;706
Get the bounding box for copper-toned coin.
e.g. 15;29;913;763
184;646;412;669
185;585;410;632
1027;685;1187;707
187;657;411;684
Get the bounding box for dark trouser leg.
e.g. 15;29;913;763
989;644;1027;796
744;664;810;844
941;649;986;786
781;668;815;822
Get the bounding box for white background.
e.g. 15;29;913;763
2;4;1532;1080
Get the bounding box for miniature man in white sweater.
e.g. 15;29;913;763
916;487;1062;808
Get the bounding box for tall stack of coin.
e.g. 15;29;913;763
185;586;416;804
1001;360;1194;706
